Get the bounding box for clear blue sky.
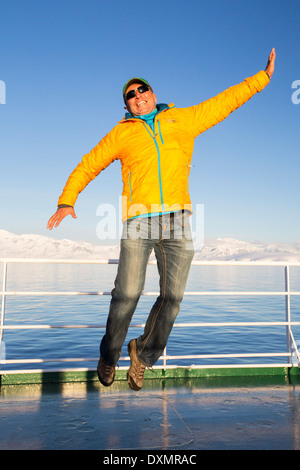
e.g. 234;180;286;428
1;0;299;245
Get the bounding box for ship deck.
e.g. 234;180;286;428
1;259;300;455
1;368;300;452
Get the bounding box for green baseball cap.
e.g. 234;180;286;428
123;77;153;102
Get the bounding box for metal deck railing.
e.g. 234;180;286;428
1;258;300;374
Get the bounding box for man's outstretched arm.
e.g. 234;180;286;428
185;48;276;137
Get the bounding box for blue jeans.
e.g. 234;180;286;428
100;212;194;367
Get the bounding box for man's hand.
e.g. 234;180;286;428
47;206;77;230
265;48;276;79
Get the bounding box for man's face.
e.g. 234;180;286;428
125;82;157;116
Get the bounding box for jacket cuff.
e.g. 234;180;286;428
246;70;270;93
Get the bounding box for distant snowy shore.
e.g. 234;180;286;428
1;229;300;262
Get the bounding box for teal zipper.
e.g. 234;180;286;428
157;120;164;144
143;122;164;210
121;105;176;214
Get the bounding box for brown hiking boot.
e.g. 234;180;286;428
127;339;146;391
97;357;115;387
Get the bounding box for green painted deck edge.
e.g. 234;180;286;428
1;366;300;386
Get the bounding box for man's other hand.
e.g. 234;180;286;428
47;206;77;230
265;48;276;79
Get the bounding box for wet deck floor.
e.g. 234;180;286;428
1;376;300;451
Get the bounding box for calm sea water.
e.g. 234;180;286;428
1;263;300;371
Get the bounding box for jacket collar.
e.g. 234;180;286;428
123;103;172;121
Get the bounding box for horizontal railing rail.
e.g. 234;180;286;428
1;258;300;373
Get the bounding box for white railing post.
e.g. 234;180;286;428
285;265;292;364
0;261;7;367
0;261;7;343
162;347;167;369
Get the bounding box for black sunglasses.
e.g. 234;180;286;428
126;85;149;101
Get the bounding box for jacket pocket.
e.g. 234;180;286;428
128;171;133;202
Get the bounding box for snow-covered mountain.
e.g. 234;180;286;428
0;229;120;260
194;237;300;262
1;229;300;262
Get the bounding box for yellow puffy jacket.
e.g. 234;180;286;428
58;71;269;221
